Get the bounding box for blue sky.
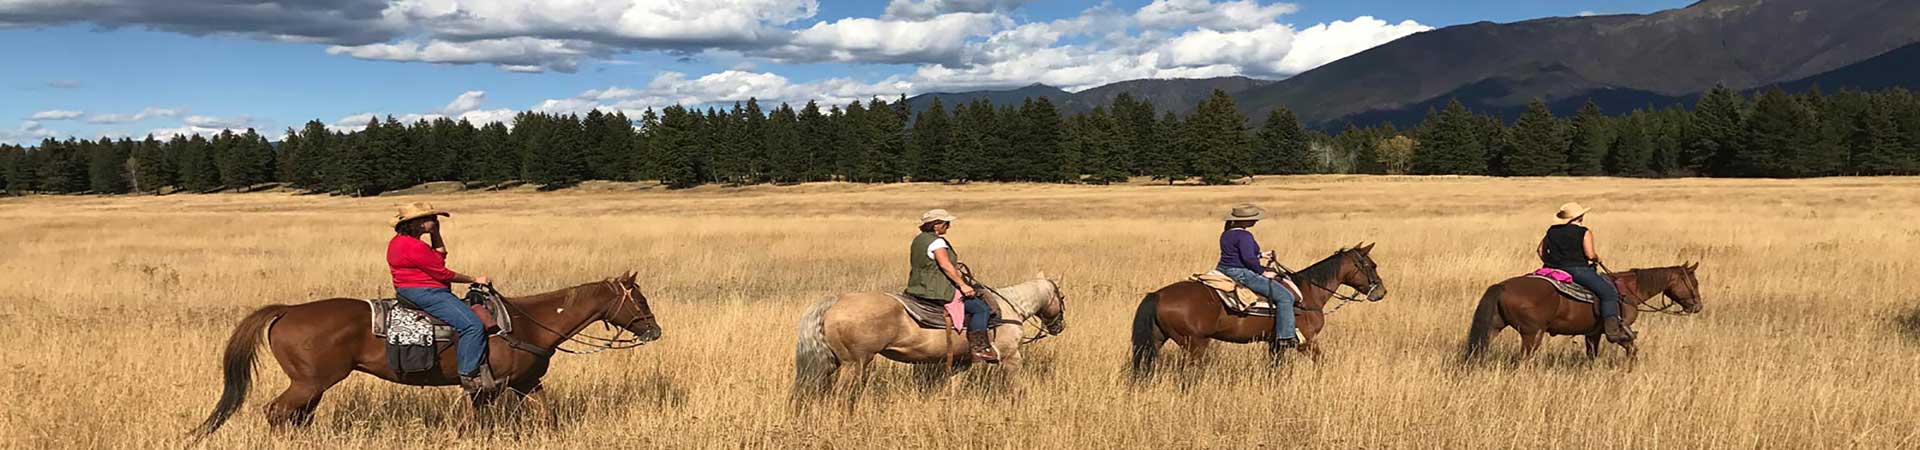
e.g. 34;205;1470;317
0;0;1692;144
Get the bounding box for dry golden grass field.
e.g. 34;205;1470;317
3;176;1919;449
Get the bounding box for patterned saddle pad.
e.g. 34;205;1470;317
366;292;513;345
1189;271;1303;317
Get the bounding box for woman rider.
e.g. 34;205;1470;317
1216;204;1300;348
1539;202;1634;342
387;202;498;392
904;209;998;362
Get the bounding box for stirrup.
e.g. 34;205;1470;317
460;364;501;393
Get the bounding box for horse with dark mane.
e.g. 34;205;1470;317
1129;244;1386;379
1463;264;1702;362
189;272;661;439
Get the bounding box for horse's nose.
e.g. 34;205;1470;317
639;326;663;342
1370;287;1388;301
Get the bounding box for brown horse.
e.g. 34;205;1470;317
1129;244;1386;379
189;272;662;439
791;276;1067;408
1462;264;1702;362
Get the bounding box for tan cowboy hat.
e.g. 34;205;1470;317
920;209;957;225
392;202;450;226
1223;203;1267;222
1556;202;1591;222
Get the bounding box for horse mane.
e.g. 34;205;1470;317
1294;247;1355;287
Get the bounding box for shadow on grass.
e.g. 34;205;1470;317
323;369;689;435
1893;307;1920;344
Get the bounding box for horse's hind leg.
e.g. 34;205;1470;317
264;364;350;429
1517;332;1544;365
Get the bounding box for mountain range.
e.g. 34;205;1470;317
905;0;1920;129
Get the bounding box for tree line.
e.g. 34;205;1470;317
5;86;1919;195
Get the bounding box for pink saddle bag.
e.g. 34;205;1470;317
1532;267;1574;283
944;290;968;332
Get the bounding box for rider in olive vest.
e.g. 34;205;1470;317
1539;202;1634;342
906;209;998;362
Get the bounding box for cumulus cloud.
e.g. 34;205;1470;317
762;12;1001;65
331;90;519;131
0;0;405;45
29;110;84;120
0;120;58;144
533;70;909;117
442;90;487;115
184;115;255;129
883;0;1029;19
327;37;607;73
87;107;182;124
1135;0;1298;31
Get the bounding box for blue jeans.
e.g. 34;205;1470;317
396;287;488;377
1562;266;1622;319
1219;266;1297;340
962;296;991;331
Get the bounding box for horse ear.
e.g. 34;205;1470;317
1687;262;1699;271
1362;242;1376;253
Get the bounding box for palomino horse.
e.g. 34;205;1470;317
791;276;1067;406
189;272;662;439
1462;263;1702;362
1129;244;1386;379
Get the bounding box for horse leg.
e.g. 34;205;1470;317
1583;334;1602;361
1619;341;1639;371
1176;339;1212;390
263;364;350;429
833;354;872;411
1518;331;1544;365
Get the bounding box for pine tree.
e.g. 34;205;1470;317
657;105;701;188
1505;99;1569;176
765;103;802;183
1739;89;1815;177
797;101;832;182
1607;113;1656;177
1112;92;1158;176
0;145;19;194
909;98;952;182
473;121;514;184
1687;85;1747;176
1079;106;1129;184
1850;93;1904;175
87;137;131;194
1565;101;1611;176
1144;111;1187;184
1343;123;1383;174
1021;96;1069;182
1254;107;1312;174
866;97;908;182
741;99;768;183
1413;99;1487;175
947;100;992;183
1184;89;1250;184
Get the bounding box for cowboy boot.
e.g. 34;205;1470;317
1602;317;1636;343
459;362;499;394
966;330;1000;363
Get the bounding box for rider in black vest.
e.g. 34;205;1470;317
1539;202;1634;342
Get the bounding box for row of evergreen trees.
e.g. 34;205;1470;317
5;86;1919;195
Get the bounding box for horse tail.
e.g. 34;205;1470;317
790;295;840;407
1129;291;1165;381
1463;284;1506;361
189;304;289;439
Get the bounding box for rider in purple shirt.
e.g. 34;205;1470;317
1215;204;1299;347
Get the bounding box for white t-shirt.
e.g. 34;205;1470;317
926;237;951;260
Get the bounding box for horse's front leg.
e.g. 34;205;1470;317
1618;340;1639;371
1583;334;1602;361
1518;331;1544;365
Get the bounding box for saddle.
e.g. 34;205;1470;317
367;286;513;374
1190;271;1304;317
1526;268;1600;304
891;292;1003;332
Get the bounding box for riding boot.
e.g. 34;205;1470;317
459;362;500;394
966;330;1000;363
1602;317;1636;343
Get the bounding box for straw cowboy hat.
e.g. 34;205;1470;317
1223;203;1267;222
920;209;957;225
1555;202;1591;222
392;202;450;226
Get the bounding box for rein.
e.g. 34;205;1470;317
976;278;1065;345
1272;251;1379;317
499;280;655;356
1600;263;1692;315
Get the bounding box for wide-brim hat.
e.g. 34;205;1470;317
1223;203;1266;222
920;209;957;225
1556;202;1591;222
392;202;450;226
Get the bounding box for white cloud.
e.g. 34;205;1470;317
184;115;255;129
763;12;1001;64
327;37;603;73
88;107;182;124
1136;0;1298;31
884;0;1028;19
29;110;84;120
443;90;486;114
1274;17;1430;74
0;120;59;144
533;70;909;117
1578;11;1600;17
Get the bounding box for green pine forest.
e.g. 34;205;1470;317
5;85;1920;196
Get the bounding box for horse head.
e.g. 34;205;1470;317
1667;262;1704;314
603;271;664;342
1339;242;1388;302
1036;272;1067;335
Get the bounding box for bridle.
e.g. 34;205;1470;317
1276;250;1382;316
980;278;1067;345
505;279;658;355
1602;263;1698;315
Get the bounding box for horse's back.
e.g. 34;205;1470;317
267;298;379;360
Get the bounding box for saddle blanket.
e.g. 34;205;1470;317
891;293;1000;332
1527;268;1598;304
1190;271;1303;317
366;293;513;344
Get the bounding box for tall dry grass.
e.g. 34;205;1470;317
1;176;1917;449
